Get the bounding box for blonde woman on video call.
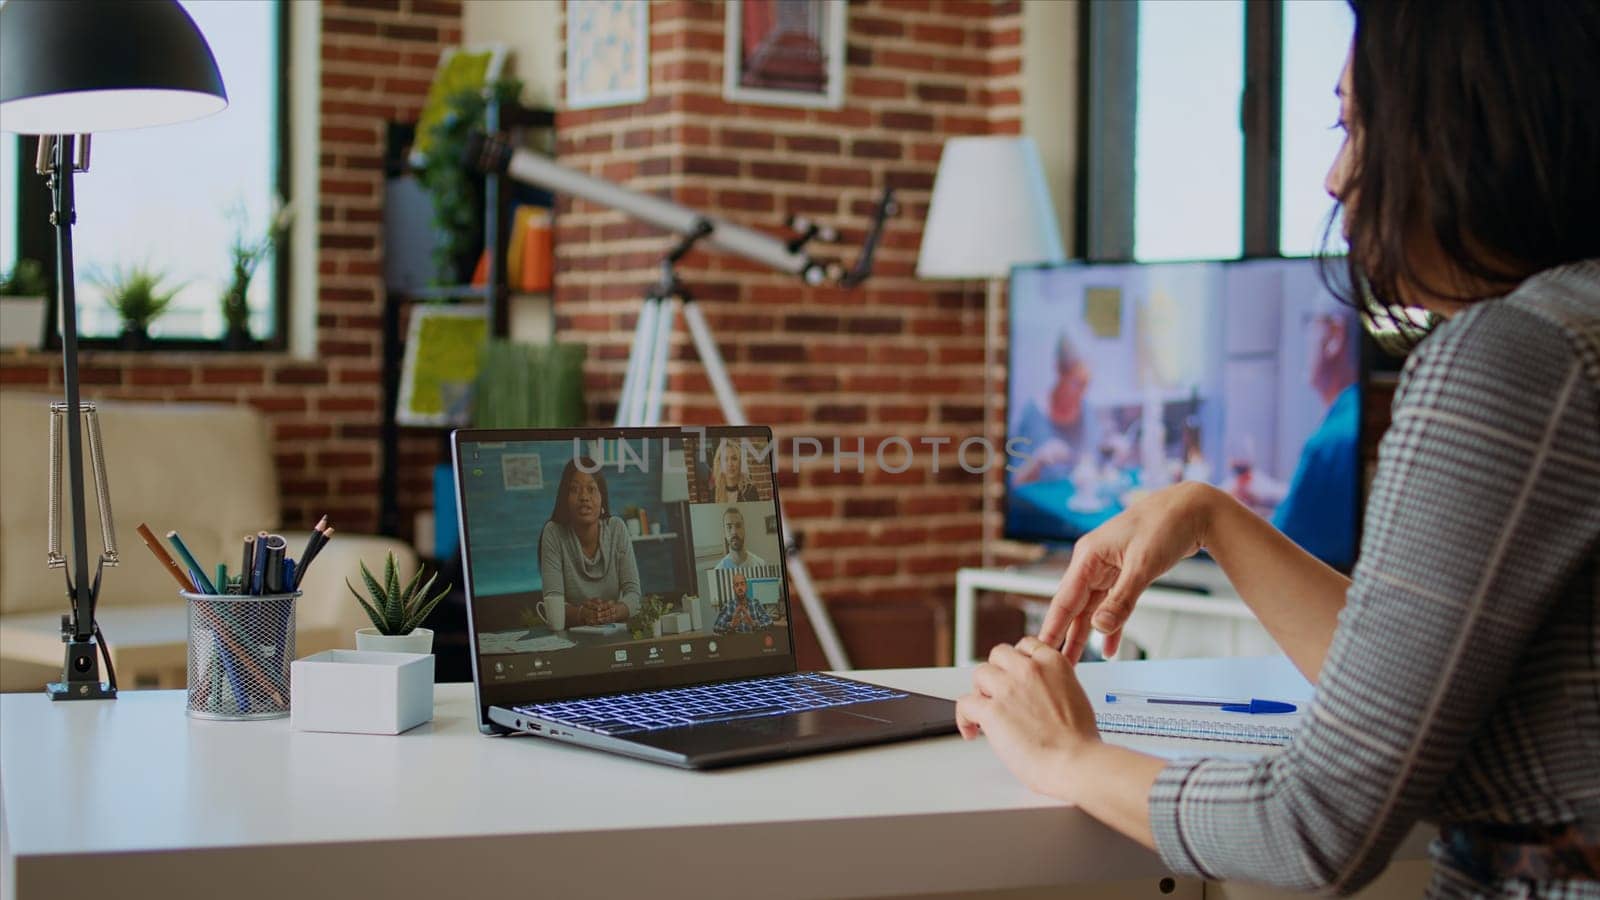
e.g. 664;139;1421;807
710;437;760;503
958;1;1599;896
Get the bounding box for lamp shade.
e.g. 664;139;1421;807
916;136;1066;279
0;0;227;135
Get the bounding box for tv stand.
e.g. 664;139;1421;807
952;559;1259;664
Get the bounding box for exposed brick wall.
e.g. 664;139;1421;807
2;0;1381;668
0;0;463;537
555;0;1027;665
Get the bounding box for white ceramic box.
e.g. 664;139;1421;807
659;612;693;635
291;650;435;735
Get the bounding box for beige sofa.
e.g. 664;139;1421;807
0;391;417;691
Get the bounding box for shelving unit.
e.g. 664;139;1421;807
378;99;555;539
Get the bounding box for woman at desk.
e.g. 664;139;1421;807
959;3;1600;897
539;459;641;628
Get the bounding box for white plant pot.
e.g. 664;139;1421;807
355;627;434;654
291;650;435;735
0;296;47;349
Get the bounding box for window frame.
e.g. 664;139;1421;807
12;0;292;353
1077;0;1287;262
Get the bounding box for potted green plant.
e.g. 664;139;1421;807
628;594;674;641
95;263;181;350
416;77;522;284
220;202;293;349
0;259;49;350
347;552;451;653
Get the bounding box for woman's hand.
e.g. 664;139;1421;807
1039;482;1217;662
955;637;1102;801
578;599;630;626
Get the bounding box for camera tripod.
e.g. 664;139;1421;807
614;225;852;670
470;130;901;671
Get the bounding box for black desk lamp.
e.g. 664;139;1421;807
0;0;227;700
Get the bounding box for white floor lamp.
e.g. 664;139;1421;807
916;137;1066;568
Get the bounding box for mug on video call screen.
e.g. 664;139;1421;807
457;429;791;685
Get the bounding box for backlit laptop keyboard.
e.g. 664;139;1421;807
515;673;906;736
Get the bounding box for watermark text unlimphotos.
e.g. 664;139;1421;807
571;434;1034;475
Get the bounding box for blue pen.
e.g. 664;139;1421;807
1104;689;1297;715
167;530;217;594
251;530;269;595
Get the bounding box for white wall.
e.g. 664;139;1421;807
462;0;561;109
1023;0;1078;253
289;0;321;359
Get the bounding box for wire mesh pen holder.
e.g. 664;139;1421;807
184;591;297;720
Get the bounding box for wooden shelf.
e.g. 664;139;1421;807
379;100;556;538
399;285;493;303
630;532;680;542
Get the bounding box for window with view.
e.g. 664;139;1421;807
1105;0;1353;263
1133;0;1245;262
7;0;285;347
1279;0;1354;257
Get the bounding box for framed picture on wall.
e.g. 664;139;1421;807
396;305;489;426
566;0;650;109
411;44;508;166
723;0;847;109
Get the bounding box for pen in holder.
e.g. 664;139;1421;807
183;590;297;720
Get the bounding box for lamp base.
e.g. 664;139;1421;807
47;637;117;701
48;680;117;701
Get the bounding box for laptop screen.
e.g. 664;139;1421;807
454;427;794;705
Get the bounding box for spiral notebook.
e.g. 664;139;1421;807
1092;694;1304;747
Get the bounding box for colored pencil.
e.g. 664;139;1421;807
166;531;216;594
135;523;198;593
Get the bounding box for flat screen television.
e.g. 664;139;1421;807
1004;257;1364;571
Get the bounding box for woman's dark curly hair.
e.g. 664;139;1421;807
1328;0;1600;345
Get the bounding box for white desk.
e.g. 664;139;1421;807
1;657;1429;899
955;562;1273;664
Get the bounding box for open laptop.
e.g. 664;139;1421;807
452;426;957;769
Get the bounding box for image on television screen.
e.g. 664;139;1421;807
1005;258;1362;569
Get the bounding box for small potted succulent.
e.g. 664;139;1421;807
348;552;451;653
0;259;49;350
96;263;180;350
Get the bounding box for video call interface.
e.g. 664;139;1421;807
458;430;790;684
1006;259;1362;569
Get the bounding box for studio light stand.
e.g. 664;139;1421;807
469;132;899;670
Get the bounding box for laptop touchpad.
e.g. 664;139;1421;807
725;707;892;739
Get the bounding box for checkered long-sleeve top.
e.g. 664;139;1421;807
1148;260;1600;897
